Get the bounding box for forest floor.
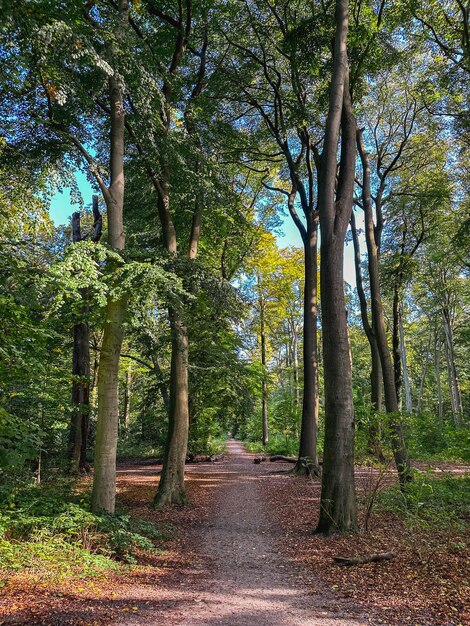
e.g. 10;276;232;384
1;440;469;626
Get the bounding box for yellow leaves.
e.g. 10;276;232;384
45;83;58;100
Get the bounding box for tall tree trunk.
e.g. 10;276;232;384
316;0;357;534
350;210;383;459
153;174;189;506
122;367;132;429
69;213;89;473
260;291;269;446
417;332;432;414
91;1;128;511
442;307;463;426
294;227;319;475
399;310;412;414
392;282;402;410
70;198;102;473
154;309;189;506
357;131;411;485
292;325;300;411
434;333;443;424
154;143;201;505
70;319;90;472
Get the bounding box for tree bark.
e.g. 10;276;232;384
316;0;357;534
122;366;132;429
434;333;443;424
350;210;383;459
356;130;411;485
294;227;319;475
333;552;395;566
417;332;431;414
442;306;463;426
154;173;195;506
154;309;189;506
69;212;89;473
91;1;129;512
69;197;102;474
70;319;90;472
292;325;300;411
260;291;269;446
399;310;412;413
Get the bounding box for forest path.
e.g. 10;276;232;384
116;439;367;626
3;442;468;625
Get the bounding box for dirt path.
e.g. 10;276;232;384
115;440;367;626
177;440;367;626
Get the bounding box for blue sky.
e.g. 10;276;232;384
49;170;94;224
48;175;358;286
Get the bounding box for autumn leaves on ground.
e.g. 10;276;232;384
1;441;468;626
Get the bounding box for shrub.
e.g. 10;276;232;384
0;479;169;582
375;474;470;533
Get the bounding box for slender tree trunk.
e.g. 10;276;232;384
399;310;412;414
154;155;200;505
417;332;432;414
392;282;402;410
442;307;463;426
123;367;132;429
154;309;189;506
350;211;383;459
70;320;90;472
434;333;443;424
316;0;357;534
91;1;128;511
260;292;269;446
69;209;89;473
294;227;319;475
70;199;101;473
292;326;300;411
356;131;411;485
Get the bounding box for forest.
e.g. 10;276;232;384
0;0;469;624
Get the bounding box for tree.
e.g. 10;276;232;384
316;0;357;533
69;196;102;474
90;0;129;513
216;0;322;474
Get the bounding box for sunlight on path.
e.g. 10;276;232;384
173;440;367;626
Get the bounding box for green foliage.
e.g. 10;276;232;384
0;480;169;580
0;407;41;471
244;435;299;457
376;475;470;533
405;415;470;462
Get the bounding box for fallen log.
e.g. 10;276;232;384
186;454;224;464
254;456;268;464
269;455;297;463
333;552;395;566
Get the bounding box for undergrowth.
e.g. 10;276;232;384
243;435;299;457
0;479;169;583
375;474;470;534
